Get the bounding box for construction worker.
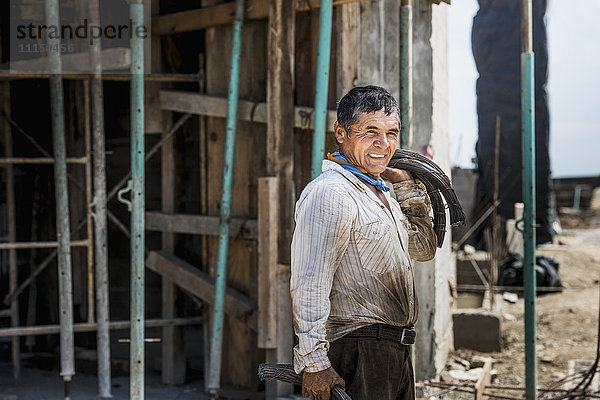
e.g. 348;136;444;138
291;85;437;400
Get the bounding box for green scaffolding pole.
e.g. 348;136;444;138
207;1;245;397
311;0;333;179
521;0;537;399
129;1;145;399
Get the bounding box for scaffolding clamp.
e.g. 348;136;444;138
117;179;133;212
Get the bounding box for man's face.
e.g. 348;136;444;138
335;109;400;179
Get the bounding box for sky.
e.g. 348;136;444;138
448;0;600;178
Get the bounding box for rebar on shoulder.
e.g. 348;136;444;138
388;149;466;247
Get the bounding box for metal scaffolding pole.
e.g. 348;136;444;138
400;0;413;150
83;80;95;325
45;0;75;394
207;0;245;397
310;0;333;179
129;1;145;399
521;0;537;399
88;0;112;397
2;81;20;379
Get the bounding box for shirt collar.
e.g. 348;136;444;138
321;159;371;193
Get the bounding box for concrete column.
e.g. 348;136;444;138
412;0;454;381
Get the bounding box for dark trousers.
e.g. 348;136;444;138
328;335;415;400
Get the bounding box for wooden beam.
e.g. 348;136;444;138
145;211;257;239
152;1;268;36
151;0;186;384
5;47;130;73
159;90;337;132
335;3;359;99
146;251;257;331
474;359;492;400
152;0;362;36
265;2;295;397
257;177;278;349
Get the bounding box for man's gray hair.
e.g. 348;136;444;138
336;85;401;132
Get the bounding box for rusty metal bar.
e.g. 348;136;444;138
0;157;87;164
2;81;20;379
0;240;88;250
0;317;205;337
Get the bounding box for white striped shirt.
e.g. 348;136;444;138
290;160;437;374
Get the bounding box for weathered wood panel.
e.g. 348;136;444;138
145;211;257;239
146;251;257;331
159;90;337;131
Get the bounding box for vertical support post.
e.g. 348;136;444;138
129;1;145;399
521;1;536;399
265;1;295;397
311;0;333;179
88;0;112;397
207;0;245;396
573;185;581;210
152;0;186;386
83;79;95;324
400;0;413;149
46;0;76;392
2;82;20;379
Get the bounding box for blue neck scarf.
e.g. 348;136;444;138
328;152;390;192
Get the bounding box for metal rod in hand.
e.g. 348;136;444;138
258;363;352;400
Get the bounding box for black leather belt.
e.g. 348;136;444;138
344;324;416;345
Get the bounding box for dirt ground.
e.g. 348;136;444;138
427;219;600;399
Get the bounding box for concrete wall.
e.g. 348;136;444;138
337;0;453;381
412;0;455;380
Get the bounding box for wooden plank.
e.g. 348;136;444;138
335;3;359;99
145;211;258;239
474;359;492;400
6;47;130;73
159;90;337;131
146;251;257;331
153;2;268;36
150;0;186;384
257;178;278;349
265;2;295;396
152;0;362;36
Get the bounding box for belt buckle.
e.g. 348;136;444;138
400;327;416;345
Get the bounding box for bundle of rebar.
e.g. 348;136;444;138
258;363;352;400
388;149;465;247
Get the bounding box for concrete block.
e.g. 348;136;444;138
453;309;502;352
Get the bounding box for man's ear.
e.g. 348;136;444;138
334;121;346;145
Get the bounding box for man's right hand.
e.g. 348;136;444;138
302;367;345;400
